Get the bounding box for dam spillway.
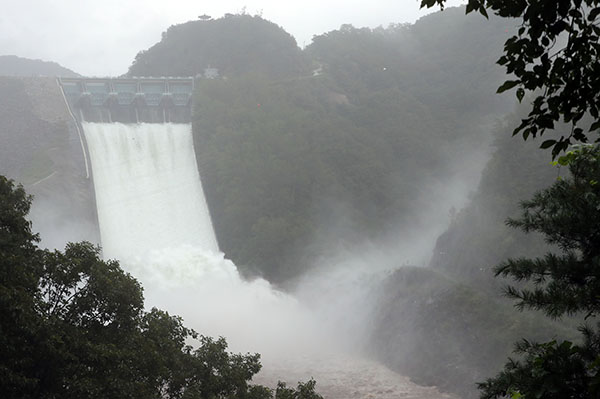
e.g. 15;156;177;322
59;79;313;358
82;122;219;260
58;77;218;259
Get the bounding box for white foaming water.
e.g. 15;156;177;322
82;122;325;357
83;123;218;258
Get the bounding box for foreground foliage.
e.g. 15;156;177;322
0;176;322;399
478;146;600;398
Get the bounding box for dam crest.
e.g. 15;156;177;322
59;77;194;124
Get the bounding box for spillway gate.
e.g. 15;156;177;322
59;77;194;124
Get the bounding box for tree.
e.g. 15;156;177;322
421;0;600;156
0;176;322;399
476;145;600;398
274;379;323;399
0;176;42;396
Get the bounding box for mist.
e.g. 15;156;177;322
291;130;494;353
1;4;558;398
70;112;488;397
84;117;492;394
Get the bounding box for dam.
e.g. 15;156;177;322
57;77;218;259
59;77;194;124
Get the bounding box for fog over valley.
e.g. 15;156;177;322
1;2;599;399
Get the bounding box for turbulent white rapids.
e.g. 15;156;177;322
82;122;454;398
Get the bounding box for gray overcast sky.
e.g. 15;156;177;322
0;0;464;77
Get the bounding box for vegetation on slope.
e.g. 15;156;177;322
423;0;600;157
0;78;62;183
369;266;575;399
0;77;98;248
191;9;513;282
429;106;564;289
415;3;600;395
365;107;578;397
0;55;79;77
127;14;310;79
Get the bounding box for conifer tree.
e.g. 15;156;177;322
478;145;600;398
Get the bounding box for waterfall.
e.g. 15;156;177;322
83;122;218;260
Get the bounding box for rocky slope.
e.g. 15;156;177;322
0;76;98;249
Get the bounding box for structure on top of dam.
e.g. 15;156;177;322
58;77;194;124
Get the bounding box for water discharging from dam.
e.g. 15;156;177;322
82;121;455;398
83;122;314;355
83;123;218;258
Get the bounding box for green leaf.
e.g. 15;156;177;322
590;121;600;132
558;155;571;166
540;139;556;149
479;5;489;19
497;80;520;93
517;88;525;102
573;127;585;141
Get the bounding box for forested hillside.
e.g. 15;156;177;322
184;9;513;282
307;7;510;120
0;55;79;77
429;107;564;289
127;14;309;79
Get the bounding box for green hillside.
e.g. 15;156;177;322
429;107;568;289
0;55;79;77
127;14;309;79
188;9;514;282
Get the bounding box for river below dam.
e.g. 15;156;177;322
255;354;456;399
